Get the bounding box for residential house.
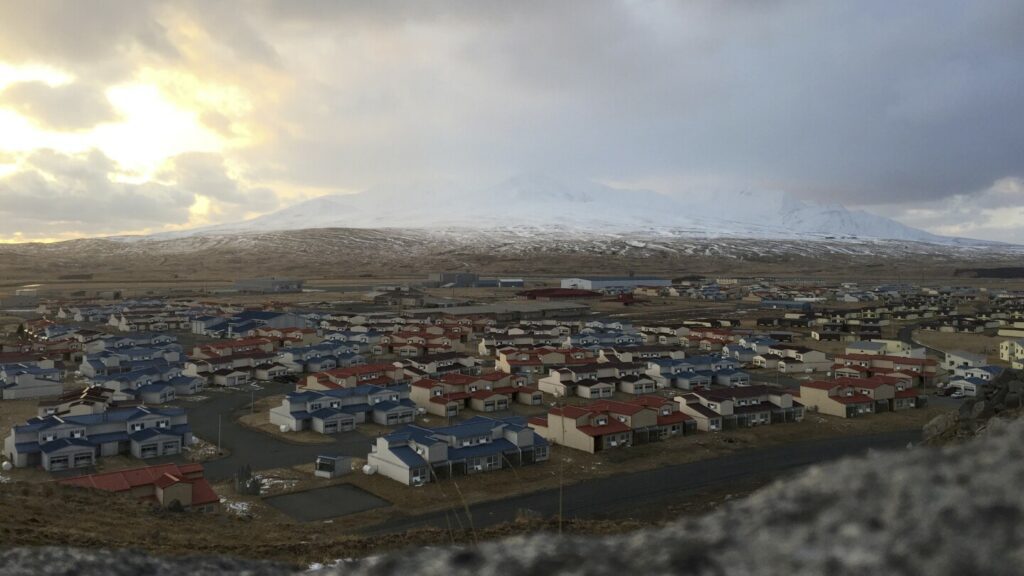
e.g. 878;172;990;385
1;364;63;400
58;463;219;511
367;416;549;486
4;406;191;471
270;384;416;433
410;372;541;418
675;386;803;430
796;381;876;418
302;364;408;391
528;397;694;453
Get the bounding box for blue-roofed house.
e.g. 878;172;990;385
367;416;549;486
4;406;190;471
1;364;64;400
954;364;1003;382
269;384;416;433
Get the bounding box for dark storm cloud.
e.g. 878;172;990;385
0;1;1022;239
0;1;177;81
219;0;1024;206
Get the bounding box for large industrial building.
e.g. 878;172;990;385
233;278;305;293
561;276;672;291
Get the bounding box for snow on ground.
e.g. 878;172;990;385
186;436;219;460
256;474;299;493
219;497;252;517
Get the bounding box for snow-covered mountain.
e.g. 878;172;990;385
148;174;955;244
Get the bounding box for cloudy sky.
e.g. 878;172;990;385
0;1;1022;243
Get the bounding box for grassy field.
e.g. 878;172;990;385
912;330;1008;363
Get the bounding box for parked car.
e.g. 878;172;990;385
950;391;966;399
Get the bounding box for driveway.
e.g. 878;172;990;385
363;428;922;534
178;382;372;482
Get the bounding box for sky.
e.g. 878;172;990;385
0;0;1022;243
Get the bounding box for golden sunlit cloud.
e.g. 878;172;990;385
94;83;224;177
0;63;73;90
0;62;233;180
188;193;213;224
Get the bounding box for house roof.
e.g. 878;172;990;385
831;393;875;405
577;420;632;437
59;463;219;506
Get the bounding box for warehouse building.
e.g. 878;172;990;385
561;276;671;291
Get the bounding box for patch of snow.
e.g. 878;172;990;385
220;497;252;516
256;474;298;492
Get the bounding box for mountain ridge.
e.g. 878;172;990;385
135;175;974;245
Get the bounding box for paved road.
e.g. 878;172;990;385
897;324;945;358
363;429;921;535
178;382;372;482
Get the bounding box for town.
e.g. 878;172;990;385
1;272;1020;523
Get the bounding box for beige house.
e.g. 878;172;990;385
999;339;1024;368
797;381;875;418
529;398;693;453
529;405;636;453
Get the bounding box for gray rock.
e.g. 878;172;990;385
0;547;287;576
923;412;957;441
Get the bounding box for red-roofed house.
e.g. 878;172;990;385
409;371;542;417
832;354;938;385
192;338;275;359
797;380;875;418
57;463;219;512
529;396;695;453
303;364;406;390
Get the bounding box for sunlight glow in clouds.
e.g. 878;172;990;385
95;83;223;177
0;1;1022;243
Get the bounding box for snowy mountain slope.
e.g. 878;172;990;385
144;174;964;244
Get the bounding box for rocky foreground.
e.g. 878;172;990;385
3;386;1024;575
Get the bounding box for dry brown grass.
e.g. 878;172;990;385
912;330;1007;363
0;399;37;433
317;405;946;529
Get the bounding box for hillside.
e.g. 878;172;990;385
149;175;957;244
0;227;1021;285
